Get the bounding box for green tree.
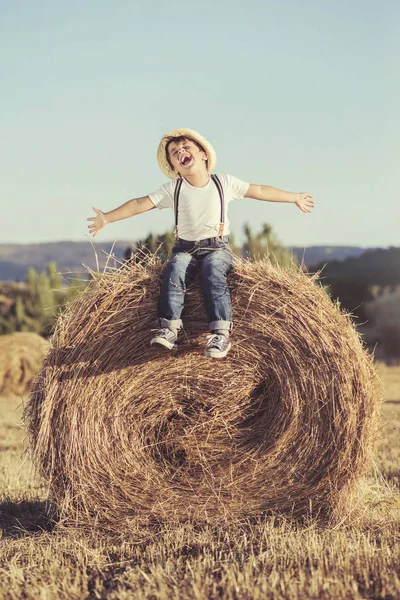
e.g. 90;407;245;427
242;223;296;269
26;267;38;288
127;229;177;264
364;290;400;361
0;316;13;335
66;274;88;301
157;230;176;260
47;261;64;301
226;232;241;257
0;262;88;338
14;295;41;333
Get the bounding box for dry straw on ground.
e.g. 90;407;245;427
25;257;381;530
0;332;49;397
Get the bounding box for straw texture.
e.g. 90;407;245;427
0;332;49;397
25;258;380;528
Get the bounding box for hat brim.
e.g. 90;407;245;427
156;128;217;179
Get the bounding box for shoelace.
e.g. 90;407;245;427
151;328;175;339
205;334;227;349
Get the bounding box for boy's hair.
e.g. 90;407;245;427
165;136;208;172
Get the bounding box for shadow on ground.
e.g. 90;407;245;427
0;499;59;538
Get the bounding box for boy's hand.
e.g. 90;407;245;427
295;193;314;213
87;206;108;237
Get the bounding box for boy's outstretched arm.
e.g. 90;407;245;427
245;185;314;213
87;196;155;237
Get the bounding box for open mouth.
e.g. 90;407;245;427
180;155;193;167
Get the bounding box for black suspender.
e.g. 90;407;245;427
173;178;183;239
211;175;225;234
173;175;225;240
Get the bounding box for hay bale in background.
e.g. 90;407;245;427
0;332;49;397
25;258;380;529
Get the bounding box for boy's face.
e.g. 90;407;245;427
167;138;208;177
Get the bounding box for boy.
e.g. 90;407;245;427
88;128;314;358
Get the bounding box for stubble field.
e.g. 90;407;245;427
0;365;399;599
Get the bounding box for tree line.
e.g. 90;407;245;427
0;229;398;362
0;223;294;338
0;262;86;336
315;247;400;363
124;223;296;269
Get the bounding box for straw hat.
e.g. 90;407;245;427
156;128;217;179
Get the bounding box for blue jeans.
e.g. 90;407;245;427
158;237;234;332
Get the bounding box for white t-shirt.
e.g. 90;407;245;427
148;173;249;241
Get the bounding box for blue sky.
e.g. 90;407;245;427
1;0;398;248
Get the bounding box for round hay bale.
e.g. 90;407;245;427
0;332;49;397
25;259;380;528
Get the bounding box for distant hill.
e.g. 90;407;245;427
0;241;134;281
313;247;400;286
0;241;383;281
311;246;400;323
289;246;372;269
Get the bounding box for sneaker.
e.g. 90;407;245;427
150;328;178;350
204;334;232;358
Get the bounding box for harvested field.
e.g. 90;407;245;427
25;258;381;529
0;367;399;599
0;332;49;397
